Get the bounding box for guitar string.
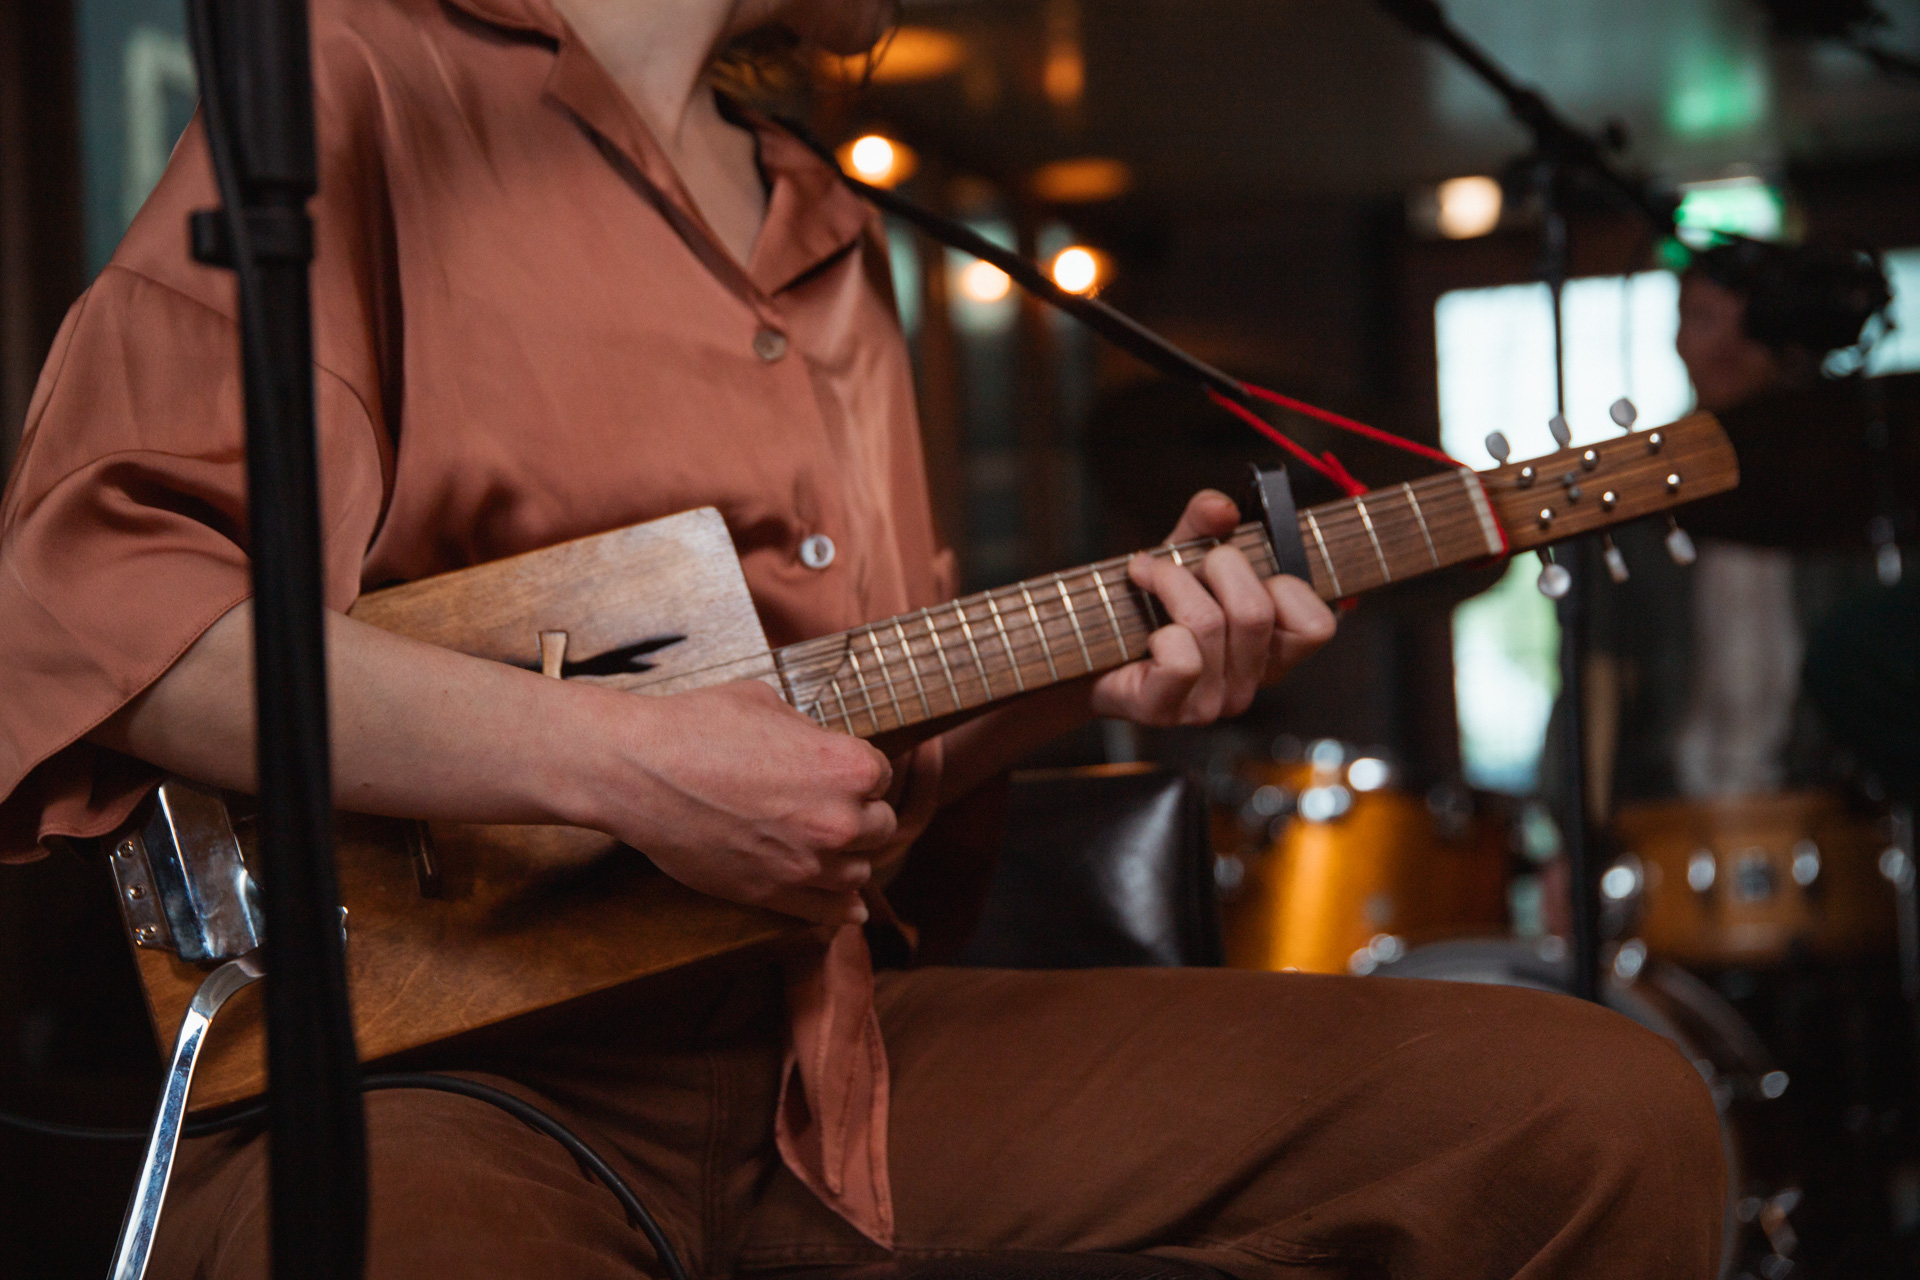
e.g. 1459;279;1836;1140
779;503;1509;694
781;510;1504;726
782;488;1502;676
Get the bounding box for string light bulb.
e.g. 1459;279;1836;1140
1051;246;1101;294
959;259;1012;303
1435;175;1503;239
837;134;918;188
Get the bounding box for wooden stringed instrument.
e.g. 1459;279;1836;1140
111;412;1737;1108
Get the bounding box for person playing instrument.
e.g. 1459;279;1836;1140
0;0;1725;1275
1649;240;1898;799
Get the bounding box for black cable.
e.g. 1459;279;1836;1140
0;1074;690;1280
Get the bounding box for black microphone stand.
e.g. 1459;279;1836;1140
184;2;366;1277
1376;0;1679;1004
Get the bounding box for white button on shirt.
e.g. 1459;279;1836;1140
752;328;789;362
799;533;836;569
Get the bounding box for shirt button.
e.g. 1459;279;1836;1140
752;328;789;363
799;533;836;570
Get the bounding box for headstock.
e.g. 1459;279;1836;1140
1479;410;1738;556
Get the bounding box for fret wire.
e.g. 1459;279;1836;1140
845;647;883;735
1303;509;1341;596
1402;481;1440;567
1353;497;1391;582
1055;574;1095;674
786;505;1493;696
892;618;932;719
954;600;991;701
867;628;905;728
828;677;855;734
1018;582;1059;683
782;493;1497;713
1457;469;1504;555
983;591;1026;693
1091;567;1130;661
923;608;961;713
1141;578;1165;630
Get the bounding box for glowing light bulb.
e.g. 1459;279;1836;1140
849;135;896;181
1051;246;1099;294
959;260;1011;303
1435;175;1502;239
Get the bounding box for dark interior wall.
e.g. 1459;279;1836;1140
2;13;155;1275
0;0;85;476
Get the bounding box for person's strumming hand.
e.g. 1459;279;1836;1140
1088;489;1336;728
573;679;895;927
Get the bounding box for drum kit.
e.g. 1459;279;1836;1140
1212;738;1914;1280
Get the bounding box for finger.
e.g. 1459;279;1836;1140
840;799;900;852
801;852;874;891
766;886;869;927
1199;544;1276;714
1165;489;1241;545
848;743;894;800
1262;574;1338;682
1132;623;1206;724
1128;552;1221;721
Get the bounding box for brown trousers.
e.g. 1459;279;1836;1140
151;962;1725;1280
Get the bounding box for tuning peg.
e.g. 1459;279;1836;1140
1603;534;1629;583
1536;551;1571;599
1484;431;1511;463
1665;518;1696;566
1548;414;1572;448
1609;398;1638;429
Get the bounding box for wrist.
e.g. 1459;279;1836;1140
525;678;653;832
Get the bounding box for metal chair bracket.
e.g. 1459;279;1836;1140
109;952;264;1280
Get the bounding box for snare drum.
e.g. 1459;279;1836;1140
1611;792;1896;967
1220;741;1508;975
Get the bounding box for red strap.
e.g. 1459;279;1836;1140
1239;381;1462;469
1209;378;1466;506
1205;389;1369;498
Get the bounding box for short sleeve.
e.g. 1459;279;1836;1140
0;269;388;862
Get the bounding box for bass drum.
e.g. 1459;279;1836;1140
1373;937;1799;1280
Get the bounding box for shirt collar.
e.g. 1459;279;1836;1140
441;0;871;300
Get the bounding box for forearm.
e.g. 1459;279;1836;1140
935;677;1096;805
88;600;610;827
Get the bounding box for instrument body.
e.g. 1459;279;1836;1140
108;415;1739;1109
1613;791;1897;967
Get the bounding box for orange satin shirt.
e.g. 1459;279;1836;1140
0;0;944;1245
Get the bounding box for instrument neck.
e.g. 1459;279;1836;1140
774;468;1505;740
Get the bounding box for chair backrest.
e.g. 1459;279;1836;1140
957;764;1222;969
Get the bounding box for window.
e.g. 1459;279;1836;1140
1868;248;1920;377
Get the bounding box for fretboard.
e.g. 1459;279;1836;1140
774;468;1504;739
